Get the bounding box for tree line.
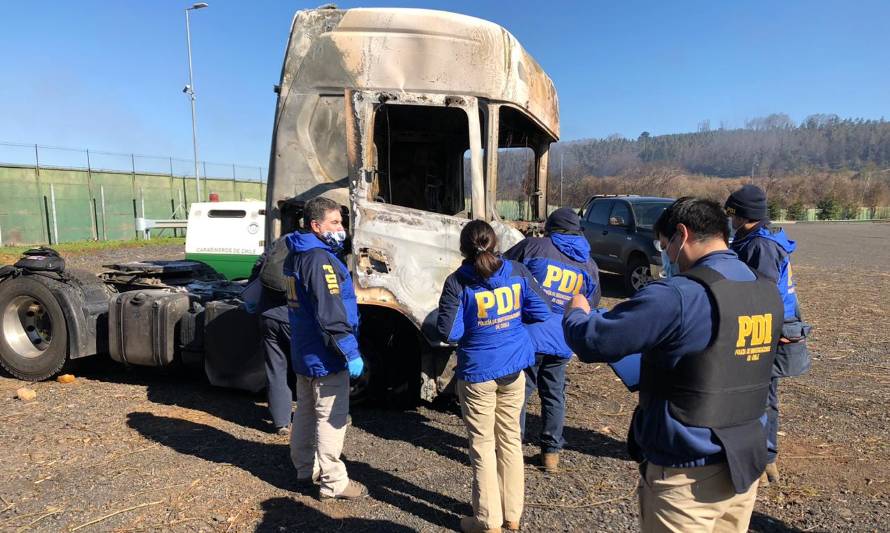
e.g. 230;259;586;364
494;114;890;217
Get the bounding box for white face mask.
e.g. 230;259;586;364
322;230;347;250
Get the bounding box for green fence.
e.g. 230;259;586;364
0;164;265;246
774;206;890;222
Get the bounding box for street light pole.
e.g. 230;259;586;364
184;2;208;202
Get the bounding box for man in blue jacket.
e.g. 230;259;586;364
564;197;782;532
504;208;600;473
285;196;367;500
725;184;811;485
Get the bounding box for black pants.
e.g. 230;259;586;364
262;316;294;429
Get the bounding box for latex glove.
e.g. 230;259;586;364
567;294;591;314
347;356;365;378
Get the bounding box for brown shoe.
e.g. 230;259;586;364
758;471;770;488
320;480;368;500
460;516;501;533
503;520;520;531
542;452;560;474
764;462;780;483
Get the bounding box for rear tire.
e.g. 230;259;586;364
0;277;68;381
624;255;654;296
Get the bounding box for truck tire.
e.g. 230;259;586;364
624;254;653;296
0;276;68;380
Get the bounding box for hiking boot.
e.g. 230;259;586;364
542;452;560;474
275;426;290;436
758;471;770;488
320;480;368;500
460;516;501;533
503;520;520;531
765;462;780;483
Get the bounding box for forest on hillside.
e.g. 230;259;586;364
496;114;890;218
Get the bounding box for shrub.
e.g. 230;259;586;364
786;202;805;221
816;198;841;220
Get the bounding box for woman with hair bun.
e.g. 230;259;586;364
436;220;551;533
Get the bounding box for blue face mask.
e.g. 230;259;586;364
659;233;683;278
660;248;676;278
321;230;347;251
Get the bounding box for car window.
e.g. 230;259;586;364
632;201;673;228
585;200;612;225
608;202;632;227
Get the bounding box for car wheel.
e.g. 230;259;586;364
624;256;654;295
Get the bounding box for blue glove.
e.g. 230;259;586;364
347;356;365;378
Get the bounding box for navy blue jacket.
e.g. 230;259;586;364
564;250;765;467
504;233;600;357
436;259;551;383
284;232;361;377
731;223;800;321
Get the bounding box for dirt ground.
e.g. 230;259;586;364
0;223;887;532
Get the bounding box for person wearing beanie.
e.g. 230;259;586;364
725;185;812;486
503;207;601;474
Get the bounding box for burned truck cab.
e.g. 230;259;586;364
266;7;560;401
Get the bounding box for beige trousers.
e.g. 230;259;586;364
639;462;759;533
458;372;526;529
290;370;351;497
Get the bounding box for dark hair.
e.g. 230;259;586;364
303;196;341;229
653;196;730;243
460;220;502;279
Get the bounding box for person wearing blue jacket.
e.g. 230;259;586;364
564;198;782;533
503;207;600;473
284;196;367;501
436;220;551;533
726;184;812;485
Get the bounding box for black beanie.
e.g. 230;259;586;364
725;184;768;221
545;207;581;233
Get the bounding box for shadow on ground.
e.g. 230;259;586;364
126;412;467;530
256;497;415;532
353;404;629;463
749;511;807;532
70;355;276;432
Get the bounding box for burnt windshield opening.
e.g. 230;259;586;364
493;106;553;221
372;104;469;216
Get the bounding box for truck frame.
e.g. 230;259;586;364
0;6;560;403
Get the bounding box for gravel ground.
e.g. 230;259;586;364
0;223;887;532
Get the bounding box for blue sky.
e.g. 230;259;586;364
1;0;887;171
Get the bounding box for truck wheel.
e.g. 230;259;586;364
0;277;68;380
624;255;654;296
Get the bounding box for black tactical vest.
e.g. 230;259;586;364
259;237;289;294
640;266;783;428
637;266;784;493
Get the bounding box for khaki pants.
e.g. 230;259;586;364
290;370;350;497
639;462;758;533
458;372;526;529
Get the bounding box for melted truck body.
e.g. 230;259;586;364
266;7;560;401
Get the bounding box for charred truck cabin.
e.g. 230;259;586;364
0;7;560;403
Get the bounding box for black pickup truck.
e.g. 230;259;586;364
579;195;674;294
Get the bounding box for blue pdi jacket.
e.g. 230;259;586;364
284;232;361;377
504;233;601;357
731;224;811;377
436;259;552;383
564;251;767;468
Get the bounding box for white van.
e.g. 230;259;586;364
185;201;265;279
